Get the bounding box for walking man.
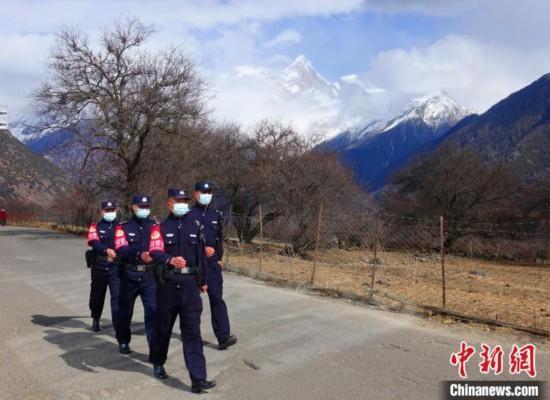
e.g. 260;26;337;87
114;194;157;354
87;200;120;332
148;188;215;393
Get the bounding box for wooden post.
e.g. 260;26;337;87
369;213;381;300
225;206;232;266
545;218;549;265
258;204;264;273
310;203;323;285
440;216;446;309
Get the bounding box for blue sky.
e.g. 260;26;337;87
2;0;550;130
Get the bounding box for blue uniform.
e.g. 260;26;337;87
114;217;157;347
87;219;120;328
149;212;209;383
190;204;231;343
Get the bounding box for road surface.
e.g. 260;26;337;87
0;226;548;399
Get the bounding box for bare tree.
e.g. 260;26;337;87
385;146;520;246
34;17;206;201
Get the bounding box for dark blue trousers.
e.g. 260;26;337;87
89;264;119;328
149;275;207;382
116;270;156;346
206;261;230;343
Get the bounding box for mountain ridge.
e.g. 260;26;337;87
0;128;67;206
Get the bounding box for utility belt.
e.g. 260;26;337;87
164;266;199;278
126;264;153;273
95;255;117;263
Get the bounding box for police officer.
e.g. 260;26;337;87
87;200;120;332
114;194;157;354
190;182;236;350
148;188;215;394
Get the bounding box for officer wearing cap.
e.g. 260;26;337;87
190;181;236;350
148;188;215;394
86;200;120;332
114;194;157;354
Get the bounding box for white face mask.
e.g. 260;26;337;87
135;208;150;219
103;211;117;222
199;193;212;206
172;203;190;217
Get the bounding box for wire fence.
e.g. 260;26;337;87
4;205;549;334
223;206;550;335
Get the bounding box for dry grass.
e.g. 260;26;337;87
226;244;550;332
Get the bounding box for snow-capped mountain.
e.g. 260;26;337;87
215;54;391;136
321;91;472;190
379;90;470;134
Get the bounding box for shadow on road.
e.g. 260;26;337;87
31;314;191;392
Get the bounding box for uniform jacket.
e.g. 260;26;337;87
189;204;224;262
87;219;118;265
114;216;155;265
149;213;208;285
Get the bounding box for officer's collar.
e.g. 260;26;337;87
168;212;187;220
195;202;211;212
132;215;150;224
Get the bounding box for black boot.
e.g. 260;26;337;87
191;380;216;393
218;335;237;350
153;364;168;380
92;319;101;332
119;343;132;354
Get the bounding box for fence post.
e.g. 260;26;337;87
310;203;323;285
369;213;381;300
258;204;264;273
225;205;233;266
440;215;446;309
545;217;549;265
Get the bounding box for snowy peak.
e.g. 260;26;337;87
284;54;315;76
382;91;471;132
280;55;338;97
222;54;385;135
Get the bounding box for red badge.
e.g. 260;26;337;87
149;225;164;252
114;225;128;249
87;223;99;241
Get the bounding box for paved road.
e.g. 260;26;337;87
0;226;548;399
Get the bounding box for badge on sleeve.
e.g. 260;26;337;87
87;223;99;241
149;225;164;252
114;225;129;249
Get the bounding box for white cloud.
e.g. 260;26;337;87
152;0;364;29
360;0;477;16
0;0;364;31
363;35;550;113
0;33;54;118
265;29;302;48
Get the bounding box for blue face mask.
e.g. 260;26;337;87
135;208;150;219
103;211;117;222
172;203;190;217
199;193;212;206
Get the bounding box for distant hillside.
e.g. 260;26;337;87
440;73;550;179
0;128;67;205
321;92;470;191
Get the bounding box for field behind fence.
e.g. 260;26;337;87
5;207;550;334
